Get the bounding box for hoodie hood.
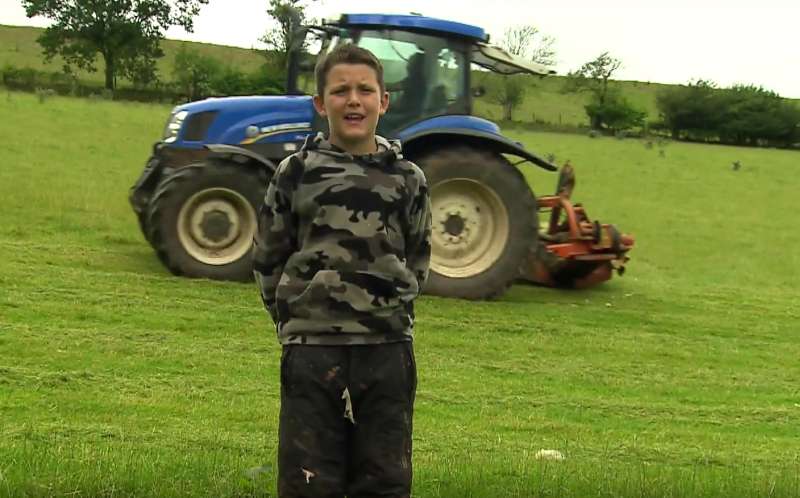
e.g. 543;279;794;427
301;132;403;165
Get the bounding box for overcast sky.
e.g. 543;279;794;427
2;0;798;98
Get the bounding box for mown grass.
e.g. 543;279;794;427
1;91;799;497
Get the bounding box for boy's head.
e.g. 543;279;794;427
313;44;389;155
314;43;385;97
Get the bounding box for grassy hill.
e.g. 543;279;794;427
1;24;670;127
0;24;265;84
5;24;798;130
1;90;798;497
474;75;670;128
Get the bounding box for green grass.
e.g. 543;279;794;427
1;90;800;497
0;24;265;87
0;24;677;127
473;74;672;127
5;24;797;129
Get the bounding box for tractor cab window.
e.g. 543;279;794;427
353;30;469;136
297;27;469;136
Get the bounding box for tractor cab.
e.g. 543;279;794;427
287;14;554;136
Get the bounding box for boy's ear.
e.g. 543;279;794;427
379;91;389;116
312;94;327;117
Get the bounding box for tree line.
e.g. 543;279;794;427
14;0;800;148
16;0;311;96
657;80;800;147
493;35;799;147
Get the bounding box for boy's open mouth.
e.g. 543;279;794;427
344;113;365;123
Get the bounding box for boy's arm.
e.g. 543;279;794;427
253;157;298;323
405;173;432;294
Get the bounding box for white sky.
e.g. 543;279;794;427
2;0;798;98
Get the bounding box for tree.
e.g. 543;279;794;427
717;85;800;146
657;79;723;139
585;93;646;133
260;0;317;70
22;0;209;91
492;25;555;121
487;74;527;122
172;45;220;101
565;52;643;131
657;81;800;146
564;51;621;104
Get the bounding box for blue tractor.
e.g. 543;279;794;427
129;13;632;299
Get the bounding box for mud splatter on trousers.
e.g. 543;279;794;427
278;341;416;498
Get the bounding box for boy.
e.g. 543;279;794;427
253;43;432;498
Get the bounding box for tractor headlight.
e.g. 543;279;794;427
162;110;188;143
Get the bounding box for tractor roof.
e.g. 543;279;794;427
328;13;555;76
334;13;487;41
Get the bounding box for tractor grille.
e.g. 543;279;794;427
183;111;218;141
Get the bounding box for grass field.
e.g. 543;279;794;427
1;90;799;497
0;24;669;127
0;24;266;85
5;24;798;130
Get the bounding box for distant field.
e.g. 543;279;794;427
4;24;797;129
1;24;669;127
0;24;265;83
1;91;798;497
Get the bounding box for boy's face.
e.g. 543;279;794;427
313;63;389;155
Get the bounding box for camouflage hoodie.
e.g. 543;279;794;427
253;133;432;345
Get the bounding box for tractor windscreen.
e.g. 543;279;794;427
295;27;471;135
352;30;470;134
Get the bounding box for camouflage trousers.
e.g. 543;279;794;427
278;342;417;498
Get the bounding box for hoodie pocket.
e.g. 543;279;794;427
285;270;404;317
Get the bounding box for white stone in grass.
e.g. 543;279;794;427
245;465;272;478
534;449;565;461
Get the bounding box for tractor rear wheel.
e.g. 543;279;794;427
146;160;266;281
416;147;538;299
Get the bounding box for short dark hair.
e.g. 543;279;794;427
314;43;385;97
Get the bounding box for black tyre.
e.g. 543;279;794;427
415;147;539;299
130;155;161;246
146;159;267;281
135;211;151;244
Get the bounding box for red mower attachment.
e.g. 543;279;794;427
521;163;634;289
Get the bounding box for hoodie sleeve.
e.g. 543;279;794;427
405;167;432;294
253;156;299;323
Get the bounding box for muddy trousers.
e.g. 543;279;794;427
278;342;417;498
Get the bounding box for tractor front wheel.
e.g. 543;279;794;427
146;160;266;281
416;147;538;299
